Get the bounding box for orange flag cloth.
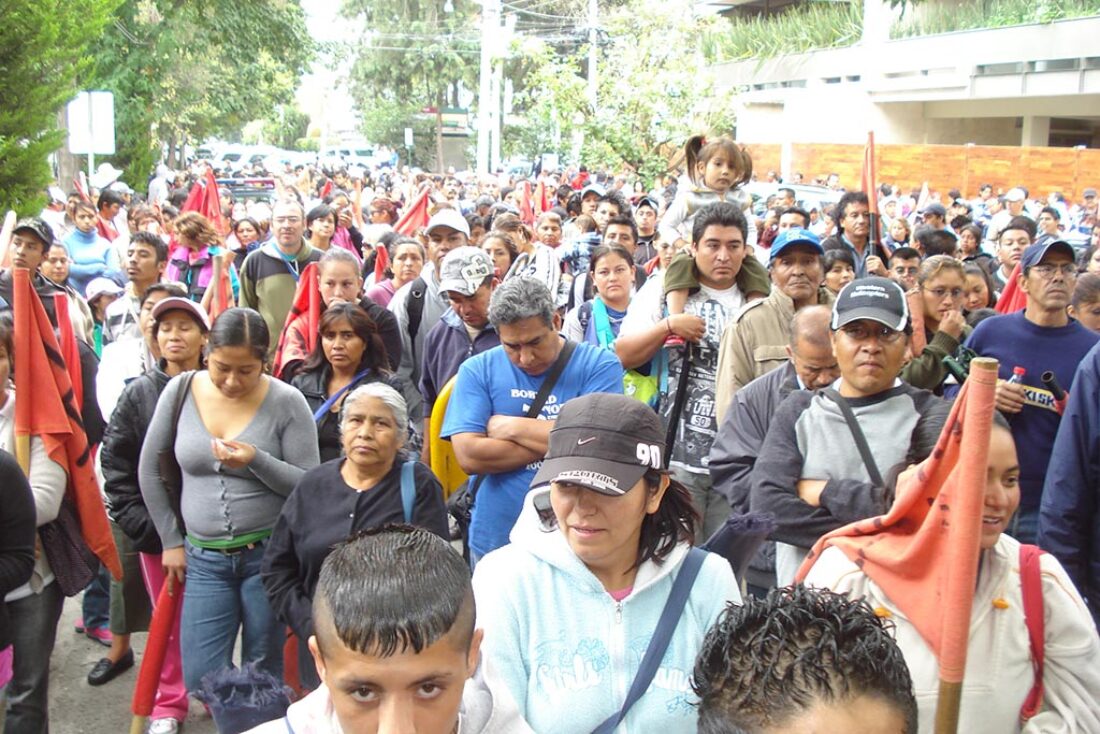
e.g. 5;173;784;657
13;269;121;579
797;358;998;680
272;263;322;380
995;261;1027;314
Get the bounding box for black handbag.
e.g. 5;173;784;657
38;495;99;597
157;371;196;535
448;340;577;559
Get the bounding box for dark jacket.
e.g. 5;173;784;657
419;309;500;421
261;457;448;640
822;235;891;279
1039;341;1100;628
0;449;37;649
290;364;407;462
100;365;172;553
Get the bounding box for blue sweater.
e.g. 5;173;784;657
965;311;1100;510
1039;340;1100;627
63;228;115;294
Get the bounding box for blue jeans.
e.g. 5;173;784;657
180;540;283;691
81;564;111;630
1008;506;1040;546
4;582;64;734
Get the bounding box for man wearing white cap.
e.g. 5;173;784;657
387;208;470;431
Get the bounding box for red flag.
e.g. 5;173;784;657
272;263;322;379
534;180;550;215
374;242;390;284
519;181;535;225
74;172;92;203
206;255;233;323
53;294;84;409
995;261;1027;314
797;359;998;676
12;269;121;579
320;179;333;201
394;189;431;237
182;167;228;236
131;578;184;722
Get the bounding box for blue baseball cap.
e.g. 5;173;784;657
1021;236;1074;271
769;227;823;263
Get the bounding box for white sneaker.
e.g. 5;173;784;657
148;719;181;734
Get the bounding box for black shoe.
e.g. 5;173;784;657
87;649;134;686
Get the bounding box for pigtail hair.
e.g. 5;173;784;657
669;134;708;186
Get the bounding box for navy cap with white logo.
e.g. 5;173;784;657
531;393;665;496
831;277;909;332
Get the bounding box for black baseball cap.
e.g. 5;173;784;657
12;217;55;248
635;195;660;213
531;393;665;496
831;277;909;332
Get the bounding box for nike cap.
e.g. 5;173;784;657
531;393;665;496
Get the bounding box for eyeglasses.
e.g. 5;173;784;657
838;323;906;343
923;287;965;300
1030;263;1077;279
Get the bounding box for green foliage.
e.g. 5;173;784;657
263;105;311;150
0;0;119;215
357;98;436;168
701;1;864;62
892;0;1100;36
505;0;736;183
90;0;314;185
342;0;479;166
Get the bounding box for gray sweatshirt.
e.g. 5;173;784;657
138;374;320;547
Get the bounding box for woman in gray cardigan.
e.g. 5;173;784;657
139;308;319;691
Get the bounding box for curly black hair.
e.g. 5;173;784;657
692;585;917;733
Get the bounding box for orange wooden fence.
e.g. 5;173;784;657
742;142;1099;202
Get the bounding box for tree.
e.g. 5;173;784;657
90;0;313;185
342;0;480;171
0;1;119;215
504;0;735;184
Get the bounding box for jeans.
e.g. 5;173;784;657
81;564;111;630
1008;505;1040;546
180;540;283;692
673;467;731;544
4;582;64;734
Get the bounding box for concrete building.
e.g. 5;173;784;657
709;0;1100;163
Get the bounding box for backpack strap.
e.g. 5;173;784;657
405;277;427;368
1019;543;1046;723
590;548;708;734
400;460;417;523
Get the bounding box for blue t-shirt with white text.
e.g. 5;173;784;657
441;341;624;556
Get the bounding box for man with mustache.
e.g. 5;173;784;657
751;277;949;586
714;228;833;422
963;238;1099;544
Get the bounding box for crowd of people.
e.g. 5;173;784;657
2;137;1100;734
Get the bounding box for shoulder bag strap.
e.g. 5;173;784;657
591;547;708;734
406;277;427;343
1019;543;1046;723
590;298;615;350
400;460;416;523
469;340;576;506
172;371;197;441
821;388;883;487
527;339;576;418
312;368;372;423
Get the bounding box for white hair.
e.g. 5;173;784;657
340;382;408;440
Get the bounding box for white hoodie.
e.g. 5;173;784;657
470;488;740;733
804;534;1100;734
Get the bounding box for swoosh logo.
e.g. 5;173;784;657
577;437;597;446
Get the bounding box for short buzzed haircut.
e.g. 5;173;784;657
604;213;638;243
916;228;958;258
313;525;475;658
130;230;169;263
488;276;555;329
693;585;917;734
692;202;747;246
